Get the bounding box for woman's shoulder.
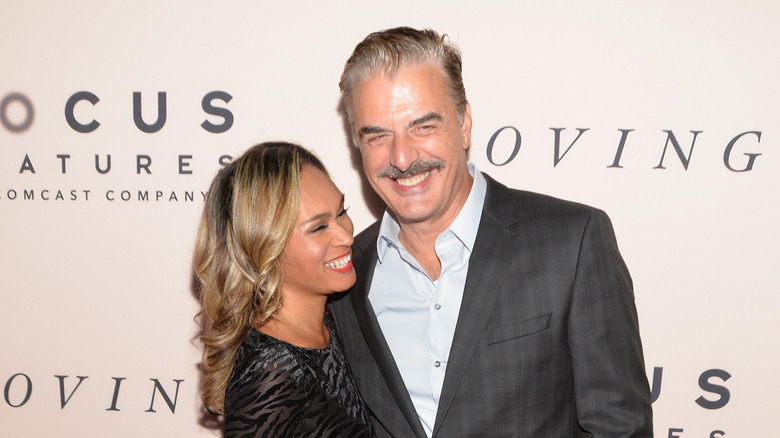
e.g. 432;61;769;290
232;328;301;376
224;330;313;437
225;329;309;409
229;322;338;392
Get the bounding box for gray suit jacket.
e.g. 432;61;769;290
330;174;653;437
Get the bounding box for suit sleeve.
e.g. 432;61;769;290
568;209;653;437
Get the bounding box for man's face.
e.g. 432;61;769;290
351;63;473;230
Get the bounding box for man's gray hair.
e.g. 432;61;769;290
339;27;468;145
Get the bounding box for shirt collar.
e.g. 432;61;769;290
376;162;487;262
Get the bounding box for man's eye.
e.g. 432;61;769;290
368;134;389;144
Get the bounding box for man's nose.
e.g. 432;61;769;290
388;134;418;172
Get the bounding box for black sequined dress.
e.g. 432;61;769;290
224;318;374;438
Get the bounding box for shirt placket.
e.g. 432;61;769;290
429;231;457;405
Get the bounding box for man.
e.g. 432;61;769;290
330;27;653;437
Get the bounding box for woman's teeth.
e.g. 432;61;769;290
326;254;352;269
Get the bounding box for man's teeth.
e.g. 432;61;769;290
326;254;351;269
395;170;431;187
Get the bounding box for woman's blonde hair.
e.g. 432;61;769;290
193;141;326;414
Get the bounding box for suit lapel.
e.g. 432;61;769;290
432;175;520;435
350;230;429;438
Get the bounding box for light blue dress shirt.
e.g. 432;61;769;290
368;162;487;437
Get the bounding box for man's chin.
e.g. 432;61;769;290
386;205;437;226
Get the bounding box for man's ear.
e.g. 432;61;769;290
461;102;473;150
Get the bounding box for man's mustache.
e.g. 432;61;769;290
376;159;445;179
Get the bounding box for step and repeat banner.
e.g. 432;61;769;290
2;1;778;436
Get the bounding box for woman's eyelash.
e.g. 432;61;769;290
310;206;348;233
311;223;327;233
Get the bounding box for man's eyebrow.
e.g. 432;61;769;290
357;113;443;139
408;112;443;128
358;125;387;139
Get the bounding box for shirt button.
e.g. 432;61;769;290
434;303;441;310
434;361;441;367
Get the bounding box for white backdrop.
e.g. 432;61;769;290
2;1;778;436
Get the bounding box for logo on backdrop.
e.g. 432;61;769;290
1;91;233;134
1;92;767;204
1;90;235;204
3;373;184;414
3;365;732;434
650;366;732;438
485;126;763;173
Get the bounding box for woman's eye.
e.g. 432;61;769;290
338;206;350;217
310;223;327;233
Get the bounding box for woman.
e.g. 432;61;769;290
193;142;373;437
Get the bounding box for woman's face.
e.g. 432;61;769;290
279;164;356;299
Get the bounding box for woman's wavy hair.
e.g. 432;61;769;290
193;141;326;415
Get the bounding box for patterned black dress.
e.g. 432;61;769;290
224;318;374;438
